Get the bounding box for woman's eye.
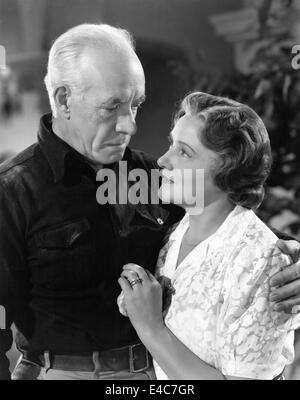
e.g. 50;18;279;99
178;149;190;158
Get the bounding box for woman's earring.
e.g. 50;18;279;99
66;108;70;120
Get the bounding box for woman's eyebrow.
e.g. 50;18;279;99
169;133;196;154
178;141;196;154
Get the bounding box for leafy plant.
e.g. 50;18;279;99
172;0;300;237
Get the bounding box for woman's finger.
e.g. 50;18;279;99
118;276;133;295
123;263;150;282
121;269;141;283
144;269;157;282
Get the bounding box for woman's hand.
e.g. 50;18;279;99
117;291;128;317
118;263;165;337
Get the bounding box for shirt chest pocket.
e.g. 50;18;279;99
35;218;91;250
31;219;94;289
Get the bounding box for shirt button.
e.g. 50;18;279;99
157;218;164;225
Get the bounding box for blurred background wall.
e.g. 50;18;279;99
0;0;240;156
1;0;300;378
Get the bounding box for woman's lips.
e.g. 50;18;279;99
161;175;174;184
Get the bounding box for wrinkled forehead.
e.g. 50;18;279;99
78;47;145;97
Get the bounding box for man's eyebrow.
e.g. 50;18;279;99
100;95;146;106
135;95;146;104
100;97;123;106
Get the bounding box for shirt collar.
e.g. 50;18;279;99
38;113;74;183
37;113;133;183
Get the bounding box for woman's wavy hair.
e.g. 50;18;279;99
175;92;272;209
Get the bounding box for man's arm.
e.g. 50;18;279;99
269;239;300;312
0;181;27;379
270;227;296;242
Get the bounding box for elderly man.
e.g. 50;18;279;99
0;23;299;380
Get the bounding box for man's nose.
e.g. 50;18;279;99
116;113;137;137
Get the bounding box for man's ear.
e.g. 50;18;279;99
53;85;71;119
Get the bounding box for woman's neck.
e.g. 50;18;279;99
184;197;234;245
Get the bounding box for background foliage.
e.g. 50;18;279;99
174;0;300;238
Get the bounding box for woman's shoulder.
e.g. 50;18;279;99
228;206;287;257
243;208;281;246
223;207;292;292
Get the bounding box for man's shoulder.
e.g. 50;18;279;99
0;143;39;186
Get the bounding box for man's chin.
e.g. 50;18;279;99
106;150;126;164
93;149;126;165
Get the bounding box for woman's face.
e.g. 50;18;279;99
157;114;223;209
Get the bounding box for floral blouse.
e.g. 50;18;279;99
154;205;300;380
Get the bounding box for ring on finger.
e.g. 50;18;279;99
129;278;143;287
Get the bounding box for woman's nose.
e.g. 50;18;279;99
157;151;172;170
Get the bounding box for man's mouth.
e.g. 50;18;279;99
101;141;128;149
110;143;126;148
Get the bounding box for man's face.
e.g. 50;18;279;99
67;47;145;166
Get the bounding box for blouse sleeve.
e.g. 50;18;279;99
216;242;300;380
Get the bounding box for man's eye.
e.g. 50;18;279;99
131;104;142;113
104;104;120;112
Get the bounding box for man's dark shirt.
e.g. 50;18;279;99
0;113;184;379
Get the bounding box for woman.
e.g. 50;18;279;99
118;92;300;380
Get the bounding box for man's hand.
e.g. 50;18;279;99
269;239;300;312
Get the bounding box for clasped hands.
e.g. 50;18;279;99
117;239;300;335
118;263;166;336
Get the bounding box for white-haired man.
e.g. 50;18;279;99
0;23;299;380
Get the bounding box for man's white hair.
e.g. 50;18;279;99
44;23;135;117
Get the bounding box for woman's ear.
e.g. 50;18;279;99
53;85;71;120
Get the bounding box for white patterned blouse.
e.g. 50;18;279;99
154;205;300;380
